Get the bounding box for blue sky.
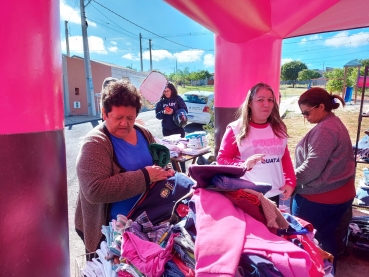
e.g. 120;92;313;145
60;0;369;74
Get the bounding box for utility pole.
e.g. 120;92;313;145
80;0;96;116
65;21;70;57
149;39;152;71
139;33;143;72
176;59;177;73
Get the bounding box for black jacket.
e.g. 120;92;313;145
155;95;188;130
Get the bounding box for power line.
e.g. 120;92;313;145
284;50;369;62
89;3;138;38
283;40;369;55
145;31;213;39
92;0;205;51
283;31;369;44
86;15;139;41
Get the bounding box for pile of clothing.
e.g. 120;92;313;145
81;165;335;277
348;216;369;256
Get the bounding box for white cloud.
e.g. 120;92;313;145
174;49;204;63
111;41;117;45
299;34;323;44
281;58;293;65
324;31;369;47
60;0;96;27
122;53;140;61
61;35;107;54
299;38;307;44
122;49;208;64
108;46;118;52
142;50;173;61
203;54;214;67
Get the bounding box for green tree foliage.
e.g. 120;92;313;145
281;61;308;87
168;69;212;86
202;98;215;149
359;59;369;76
325;68;355;93
297;69;321;81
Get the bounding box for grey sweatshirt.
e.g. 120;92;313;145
295;112;355;195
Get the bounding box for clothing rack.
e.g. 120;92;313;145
353;65;369;208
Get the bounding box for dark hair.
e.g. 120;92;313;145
101;79;142;116
101;77;118;92
298;87;345;112
236;82;288;143
161;82;178;99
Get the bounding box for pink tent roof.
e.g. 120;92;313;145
165;0;369;41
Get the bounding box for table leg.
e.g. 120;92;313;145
173;161;182;172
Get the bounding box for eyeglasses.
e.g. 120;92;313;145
301;105;318;116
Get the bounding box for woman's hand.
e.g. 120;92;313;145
145;165;172;182
243;154;265;170
164;107;173;115
166;169;176;177
279;184;294;200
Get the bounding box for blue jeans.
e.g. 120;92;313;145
292;194;353;263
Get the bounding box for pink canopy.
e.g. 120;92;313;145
165;0;369;153
165;0;369;41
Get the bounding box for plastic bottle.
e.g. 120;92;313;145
363;168;369;184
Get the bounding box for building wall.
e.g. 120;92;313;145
63;56;149;116
65;56;88;115
91;61;112;115
111;67;148;88
64;56;111;116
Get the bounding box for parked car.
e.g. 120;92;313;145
181;91;214;125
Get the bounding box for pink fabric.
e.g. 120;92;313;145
287;235;325;277
172;254;195;277
118;271;134;277
122;232;177;277
217;124;296;188
193;189;311;277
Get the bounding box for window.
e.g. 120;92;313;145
75;88;79;95
182;94;208;104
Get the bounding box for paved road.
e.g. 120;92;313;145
65;110;204;273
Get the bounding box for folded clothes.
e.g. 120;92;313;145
224;190;260;206
223;190;267;226
210;174;272;194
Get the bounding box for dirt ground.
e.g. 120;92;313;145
335;208;369;277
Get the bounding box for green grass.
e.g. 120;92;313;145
177;85;214;95
177;84;309;96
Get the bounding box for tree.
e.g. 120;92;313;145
281;61;308;87
359;59;369;76
198;70;211;80
297;69;321;81
325;68;355;93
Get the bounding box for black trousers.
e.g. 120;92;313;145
163;127;186;172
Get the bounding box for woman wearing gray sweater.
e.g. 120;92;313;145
293;87;355;270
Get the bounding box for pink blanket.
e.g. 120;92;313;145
122;232;177;277
193;189;312;277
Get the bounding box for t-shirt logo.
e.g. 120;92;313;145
160;188;170;198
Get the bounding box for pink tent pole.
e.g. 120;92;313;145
0;0;70;276
214;32;282;154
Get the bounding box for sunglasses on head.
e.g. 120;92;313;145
301;105;318;116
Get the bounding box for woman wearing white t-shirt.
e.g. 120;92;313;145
217;82;296;204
